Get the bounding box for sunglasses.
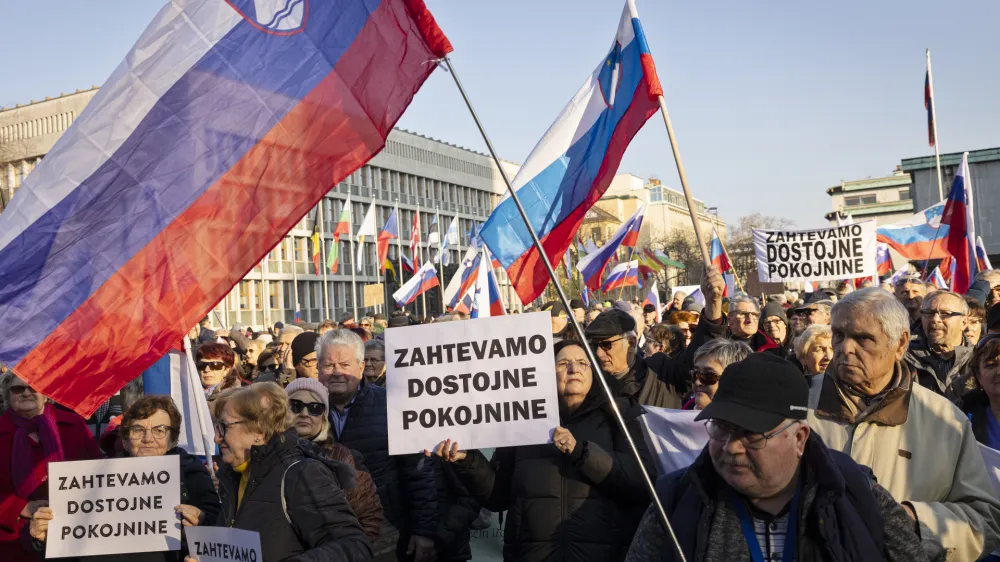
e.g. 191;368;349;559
197;361;227;372
691;369;721;386
591;336;626;351
8;384;33;396
289;399;326;416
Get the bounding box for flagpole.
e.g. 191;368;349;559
394;199;406;315
349;231;359;321
435;206;445;314
260;256;269;330
318;202;331;321
657;95;709;267
291;237;300;323
442;56;683;559
927;48;944;202
416;210;428;319
618;246;636;300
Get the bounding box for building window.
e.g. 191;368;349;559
649;187;663;202
899;189;912;201
844;194;877;207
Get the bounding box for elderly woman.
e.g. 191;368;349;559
759;301;791;353
962;335;1000;449
196;343;243;405
197;383;370;561
429;340;653;562
284;378;383;545
28;396;221;561
687;338;753;410
794;324;834;390
0;377;100;561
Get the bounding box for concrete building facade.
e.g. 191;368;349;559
0;90;520;328
825;168;914;226
902;147;1000;258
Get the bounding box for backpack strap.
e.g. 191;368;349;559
280;460;304;525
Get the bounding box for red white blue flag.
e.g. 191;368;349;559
576;205;646;290
0;0;451;416
480;0;662;304
942;152;978;293
393;262;439;307
602;261;640;292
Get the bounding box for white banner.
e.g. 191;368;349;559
753;222;876;283
385;312;560;455
46;456;181;558
185;526;262;562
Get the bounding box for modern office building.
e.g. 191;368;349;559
825;167;914;226
0;89;521;328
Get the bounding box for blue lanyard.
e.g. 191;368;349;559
731;486;800;562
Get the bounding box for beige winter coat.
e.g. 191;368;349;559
808;365;1000;562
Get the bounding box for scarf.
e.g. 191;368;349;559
10;405;65;498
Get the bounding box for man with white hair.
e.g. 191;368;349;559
808;288;1000;561
317;329;439;561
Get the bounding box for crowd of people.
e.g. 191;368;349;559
4;266;1000;560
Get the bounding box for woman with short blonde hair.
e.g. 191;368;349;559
794;324;834;389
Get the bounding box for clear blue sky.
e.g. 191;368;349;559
3;0;999;228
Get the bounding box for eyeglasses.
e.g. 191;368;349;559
691;368;721;386
8;384;34;396
762;319;784;327
289;399;326;416
298;357;318;368
705;419;797;450
197;361;228;372
591;336;626;352
556;359;590;371
214;420;246;439
732;311;760;320
920;309;966;320
126;425;174;440
360;323;372;328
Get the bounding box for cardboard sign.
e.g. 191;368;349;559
753;222;876;283
186;526;262;562
46;455;181;558
363;283;384;307
385;312;560;455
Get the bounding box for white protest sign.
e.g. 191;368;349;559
386;312;560;455
640;407;709;475
186;526;262;562
753;222;876;283
46;455;181;558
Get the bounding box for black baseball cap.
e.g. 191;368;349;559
695;353;809;433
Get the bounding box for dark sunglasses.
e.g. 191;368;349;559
289;399;326;416
8;384;33;396
591;336;626;351
691;369;721;386
197;361;227;371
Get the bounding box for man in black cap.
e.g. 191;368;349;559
642;303;657;327
625;353;926;562
570;299;587;325
585;309;684;408
788;296;832;340
291;331;320;379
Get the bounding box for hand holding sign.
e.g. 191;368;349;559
552;427;577;455
424;439;468;462
30;507;54;542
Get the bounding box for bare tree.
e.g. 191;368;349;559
727;213;796;287
651;230;702;288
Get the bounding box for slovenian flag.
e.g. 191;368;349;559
602;261;640;292
0;0;451;416
576;205;647;290
488;267;506;316
928;266;948;290
479;0;663;305
393;262;439;307
942;152;978;293
401;254;415;275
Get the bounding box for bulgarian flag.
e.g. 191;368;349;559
328;197;352;274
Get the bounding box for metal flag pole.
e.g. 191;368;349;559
657;95;710;267
318;202;331;320
434;206;446;314
442;56;685;561
291;236;300;322
261;256;270;329
927;48;944;202
394;199;406;314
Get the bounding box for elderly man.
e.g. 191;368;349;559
788;297;832;339
904;289;972;402
317;329;439;561
276;325;304;370
978;270;1000;309
585;309;684;408
689;266;774;355
290;331;320;379
808;288;1000;561
626;353;926;562
670;291;686;311
894;274;927;326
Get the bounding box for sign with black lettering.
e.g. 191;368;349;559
185;526;262;562
46;455;181;558
385;312;560;455
753;222;876;283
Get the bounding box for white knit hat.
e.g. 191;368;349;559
284;378;329;411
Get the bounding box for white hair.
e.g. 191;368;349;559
833;288;910;343
923;289;970;315
279;325;304;339
316;328;364;364
728;293;760;313
793;324;832;361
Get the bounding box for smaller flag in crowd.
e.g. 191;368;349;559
393;262;439;307
401;254;415;275
378;209;400;273
875;242;893;277
577;205;647;291
356;201;378;273
942;152;978;293
976;236;993;271
602;260;640;292
928;266;948;289
410;213;421;269
488;267;506;316
310;210;322;275
142;344;214;457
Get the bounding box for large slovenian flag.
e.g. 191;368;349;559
602;260;640;292
479;0;662;304
876;203;950;260
393;262;439;307
576;205;646;290
942;152;978;293
0;0;452;416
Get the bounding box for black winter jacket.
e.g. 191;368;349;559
332;380;437;555
215;429;372;562
451;388;653;562
432;459;481;561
